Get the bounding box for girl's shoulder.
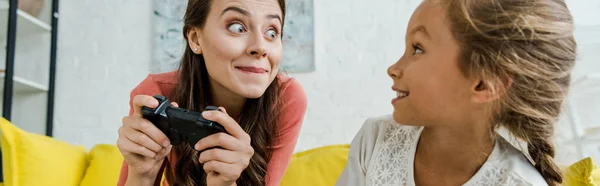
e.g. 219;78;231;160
343;115;422;180
497;138;547;185
350;115;422;160
468;136;547;186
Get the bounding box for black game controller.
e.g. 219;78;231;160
141;95;227;149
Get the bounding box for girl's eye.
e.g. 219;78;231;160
228;23;246;33
266;29;278;39
412;44;424;55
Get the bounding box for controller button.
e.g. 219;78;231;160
206;122;214;127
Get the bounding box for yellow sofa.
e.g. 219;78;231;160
0;117;598;186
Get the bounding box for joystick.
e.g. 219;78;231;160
141;95;227;149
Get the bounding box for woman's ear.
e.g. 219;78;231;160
187;28;203;54
471;77;512;103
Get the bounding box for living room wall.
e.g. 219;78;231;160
49;0;600;166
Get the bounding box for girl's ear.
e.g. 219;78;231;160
187;28;203;54
471;77;512;103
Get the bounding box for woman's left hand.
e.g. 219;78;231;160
196;107;253;186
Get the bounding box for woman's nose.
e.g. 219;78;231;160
246;35;267;58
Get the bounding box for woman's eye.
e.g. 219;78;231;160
228;23;246;33
266;29;277;39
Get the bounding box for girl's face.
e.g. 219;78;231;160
387;0;482;127
188;0;283;99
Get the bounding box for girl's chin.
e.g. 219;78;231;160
392;111;419;126
392;112;406;124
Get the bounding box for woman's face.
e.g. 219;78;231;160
189;0;283;99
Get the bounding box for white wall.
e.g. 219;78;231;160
552;0;600;165
287;0;421;152
52;0;151;147
289;0;600;166
47;0;599;167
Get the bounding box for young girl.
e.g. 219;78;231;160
336;0;576;185
116;0;307;186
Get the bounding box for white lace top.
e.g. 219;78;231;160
335;115;548;186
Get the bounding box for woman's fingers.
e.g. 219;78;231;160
203;160;244;182
124;116;170;148
126;130;163;153
156;144;173;160
131;95;159;117
117;132;157;158
201;110;250;143
194;133;252;155
218;106;228;115
198;148;247;165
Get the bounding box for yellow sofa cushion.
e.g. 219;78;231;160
79;144;125;186
280;144;350;186
564;157;600;186
0;117;88;186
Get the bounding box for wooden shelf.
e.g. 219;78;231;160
0;72;48;93
0;0;51;41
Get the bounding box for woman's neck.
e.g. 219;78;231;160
414;122;495;185
209;79;246;119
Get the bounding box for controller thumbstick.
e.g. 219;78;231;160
205;106;220;111
154;95;167;103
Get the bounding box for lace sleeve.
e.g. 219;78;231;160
335;118;379;186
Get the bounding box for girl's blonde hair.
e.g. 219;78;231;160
441;0;576;185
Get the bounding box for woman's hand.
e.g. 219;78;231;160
117;95;178;184
196;107;254;186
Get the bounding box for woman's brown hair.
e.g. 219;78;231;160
440;0;576;185
166;0;287;185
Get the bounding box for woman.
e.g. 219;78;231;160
116;0;307;185
336;0;575;185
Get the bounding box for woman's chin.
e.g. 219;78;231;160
230;74;275;99
235;85;269;99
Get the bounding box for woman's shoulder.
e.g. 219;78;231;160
276;74;300;89
130;70;179;100
276;74;306;104
145;70;179;85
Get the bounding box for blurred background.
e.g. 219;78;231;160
1;0;599;169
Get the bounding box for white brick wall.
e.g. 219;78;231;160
52;0;152;148
50;0;599;167
553;0;600;165
287;0;422;152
